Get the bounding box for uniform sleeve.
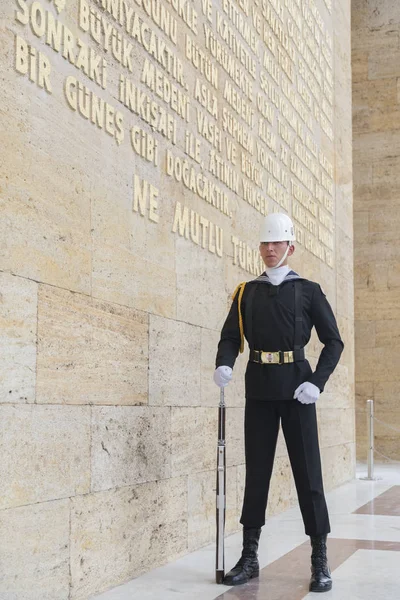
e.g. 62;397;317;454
308;285;344;392
215;290;242;369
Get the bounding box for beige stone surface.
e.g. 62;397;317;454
237;463;246;514
274;428;290;460
0;405;90;509
375;320;400;347
175;237;227;330
374;381;400;410
353;130;400;165
36;285;148;405
171;407;217;477
352;1;400;29
352;24;400;52
336;273;354;319
355;320;376;349
70;479;187;600
354;107;400;136
0;272;37;404
373;155;400;184
335;185;354;239
368;50;400;82
91;227;177;320
337;315;355;369
187;466;238;550
0;137;92;294
0;500;70;600
318;363;353;409
353;79;398;110
317;408;355;448
226;407;245;468
356;410;400;462
149;314;201;406
352;49;369;83
0;0;354;595
355;346;400;382
91;406;171;492
355;381;374;407
321;442;355;491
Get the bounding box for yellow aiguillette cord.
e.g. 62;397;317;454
231;282;246;353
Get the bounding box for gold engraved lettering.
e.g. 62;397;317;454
231;235;264;275
256;128;277;156
16;0;108;88
184;131;201;164
319;150;333;178
201;0;212;24
215;11;257;77
258;119;277;153
257;97;274;125
316;184;333;214
194;78;218;119
241;153;263;188
223;80;254;127
219;4;258;53
141;59;190;122
262;53;280;85
209;150;240;194
185;34;218;89
290;155;314;194
294;138;320;182
242;180;268;216
119;75;177;144
95;0;178;45
204;24;253;100
166;150;231;217
15;34;52;93
196;110;223;152
162;0;198;35
291;180;318;218
293;200;317;237
225;138;237;165
79;0;185;86
318;207;334;232
172;202;223;256
223;108;254;154
266;178;289;210
64;75;124;145
133;174;159;222
318;224;333;250
131;127;159;166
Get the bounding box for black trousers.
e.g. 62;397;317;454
240;399;330;536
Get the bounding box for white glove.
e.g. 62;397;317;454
213;366;233;388
294;381;320;404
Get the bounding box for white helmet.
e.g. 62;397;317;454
260;213;295;243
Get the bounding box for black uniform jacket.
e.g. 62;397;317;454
216;271;344;401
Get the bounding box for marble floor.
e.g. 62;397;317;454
92;464;400;600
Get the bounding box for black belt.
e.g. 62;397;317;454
250;348;305;365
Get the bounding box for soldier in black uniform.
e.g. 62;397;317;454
214;213;343;592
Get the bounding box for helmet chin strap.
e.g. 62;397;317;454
271;244;291;269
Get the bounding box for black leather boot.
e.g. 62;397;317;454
309;535;332;592
223;527;261;586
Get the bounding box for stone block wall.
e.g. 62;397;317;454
1;0;353;597
352;0;400;462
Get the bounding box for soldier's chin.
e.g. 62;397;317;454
265;258;278;268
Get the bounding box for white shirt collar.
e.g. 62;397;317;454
265;265;290;286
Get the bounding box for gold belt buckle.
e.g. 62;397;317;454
284;351;294;364
260;351;281;364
